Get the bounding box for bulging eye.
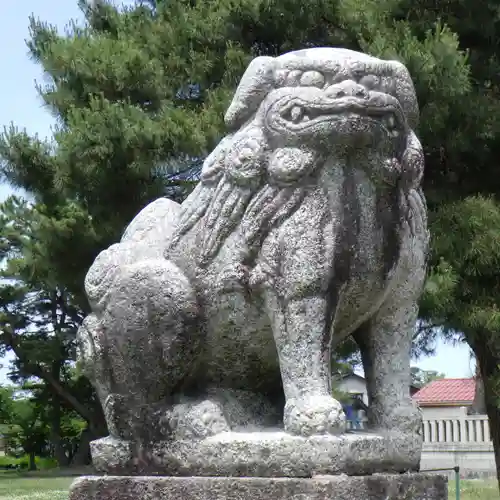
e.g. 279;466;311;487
359;74;379;90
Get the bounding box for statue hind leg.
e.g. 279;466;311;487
78;253;204;442
353;189;428;440
353;299;422;437
78;198;229;443
351;296;423;474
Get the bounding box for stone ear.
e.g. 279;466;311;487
401;130;424;189
224;56;277;131
389;61;420;131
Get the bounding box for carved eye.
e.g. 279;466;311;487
359;74;379;90
281;105;312;123
300;71;325;88
286;70;303;86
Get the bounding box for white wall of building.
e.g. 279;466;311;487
420;405;470;420
337;376;368;406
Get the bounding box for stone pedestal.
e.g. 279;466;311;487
90;431;421;477
69;474;448;500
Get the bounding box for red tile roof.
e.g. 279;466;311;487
413;378;476;406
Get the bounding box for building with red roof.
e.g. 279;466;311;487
415;379;494;476
413;378;476;419
413;378;476;407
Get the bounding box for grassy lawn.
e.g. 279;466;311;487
0;474;73;500
0;470;90;500
0;472;497;499
450;479;498;500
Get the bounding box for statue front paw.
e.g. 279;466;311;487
372;399;423;436
284;395;345;437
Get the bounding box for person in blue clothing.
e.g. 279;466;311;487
343;394;368;430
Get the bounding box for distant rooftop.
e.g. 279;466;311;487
413;378;476;406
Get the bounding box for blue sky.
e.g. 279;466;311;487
0;1;84;202
0;1;476;383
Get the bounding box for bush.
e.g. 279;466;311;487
34;456;59;470
0;455;58;470
0;455;20;469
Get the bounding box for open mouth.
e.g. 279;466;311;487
278;96;404;137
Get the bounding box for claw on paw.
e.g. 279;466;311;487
215;263;251;292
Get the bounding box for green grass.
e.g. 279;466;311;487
0;474;73;500
0;473;497;499
450;479;499;500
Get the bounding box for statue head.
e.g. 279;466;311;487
174;48;425;262
222;48;423;188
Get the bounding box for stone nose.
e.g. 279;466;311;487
325;80;369;99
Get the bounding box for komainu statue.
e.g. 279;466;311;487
78;48;429;477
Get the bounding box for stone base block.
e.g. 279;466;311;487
91;430;421;477
69;474;448;500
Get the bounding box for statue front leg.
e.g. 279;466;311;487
263;291;345;436
259;192;345;436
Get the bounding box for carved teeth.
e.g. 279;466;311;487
381;114;398;134
290;106;304;122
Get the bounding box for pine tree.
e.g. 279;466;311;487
0;196;106;460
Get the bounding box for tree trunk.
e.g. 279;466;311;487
50;396;70;467
469;359;487;415
70;428;93;466
28;451;37;471
4;329;98;424
472;336;500;493
52;434;70;467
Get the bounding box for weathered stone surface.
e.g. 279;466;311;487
69;474;448;500
77;47;429;475
90;431;421;477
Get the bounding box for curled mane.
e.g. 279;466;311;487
168;139;307;267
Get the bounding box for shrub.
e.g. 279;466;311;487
34;456;59;470
0;455;58;470
0;455;20;469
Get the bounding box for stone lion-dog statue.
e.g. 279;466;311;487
77;47;429;477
